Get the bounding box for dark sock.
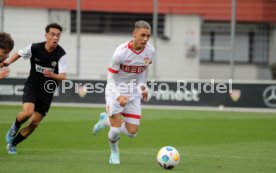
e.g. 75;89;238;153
14;117;28;129
109;137;120;143
12;133;26;146
14;118;21;129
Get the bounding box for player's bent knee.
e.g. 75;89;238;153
126;129;137;138
21;110;34;117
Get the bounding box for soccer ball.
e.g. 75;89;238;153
157;146;180;169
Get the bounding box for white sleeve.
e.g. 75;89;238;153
106;49;122;98
106;72;121;98
142;67;149;84
140;47;154;84
18;44;32;60
108;49;121;73
58;55;67;73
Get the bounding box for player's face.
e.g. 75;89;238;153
133;28;151;49
45;28;61;48
0;48;10;62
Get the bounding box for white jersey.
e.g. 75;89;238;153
107;41;155;97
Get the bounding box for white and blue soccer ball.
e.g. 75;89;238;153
157;146;180;169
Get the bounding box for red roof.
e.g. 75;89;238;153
4;0;276;23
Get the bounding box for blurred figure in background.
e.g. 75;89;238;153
0;32;14;79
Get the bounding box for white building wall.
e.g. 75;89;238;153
269;26;276;65
3;7;138;79
156;15;201;80
4;7;48;77
3;7;273;80
200;63;271;80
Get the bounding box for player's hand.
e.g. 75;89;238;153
140;85;148;102
0;67;10;79
142;91;148;102
43;69;54;78
0;61;10;68
117;96;129;107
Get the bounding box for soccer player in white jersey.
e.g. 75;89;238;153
92;20;155;164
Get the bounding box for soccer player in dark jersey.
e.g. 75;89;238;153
4;23;67;154
0;32;14;79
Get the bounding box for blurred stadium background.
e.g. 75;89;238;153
0;0;276;109
0;1;276;173
1;0;276;80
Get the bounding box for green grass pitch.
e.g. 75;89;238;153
0;105;276;173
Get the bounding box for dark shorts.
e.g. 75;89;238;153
22;85;53;116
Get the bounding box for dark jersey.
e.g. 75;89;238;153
19;42;66;95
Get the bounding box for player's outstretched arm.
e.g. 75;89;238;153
2;52;21;67
117;95;129;107
0;67;10;79
43;54;67;81
43;69;66;81
107;71;129;106
140;86;148;102
139;68;149;102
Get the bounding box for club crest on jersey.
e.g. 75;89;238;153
144;57;150;65
51;61;57;67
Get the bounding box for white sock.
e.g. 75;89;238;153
119;122;137;138
108;127;120;152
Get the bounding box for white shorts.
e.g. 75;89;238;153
105;93;142;125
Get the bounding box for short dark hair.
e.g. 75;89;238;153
45;23;63;33
0;32;14;51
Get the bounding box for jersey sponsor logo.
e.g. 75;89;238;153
35;64;54;73
120;64;146;73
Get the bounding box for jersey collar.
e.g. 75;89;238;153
128;41;145;55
